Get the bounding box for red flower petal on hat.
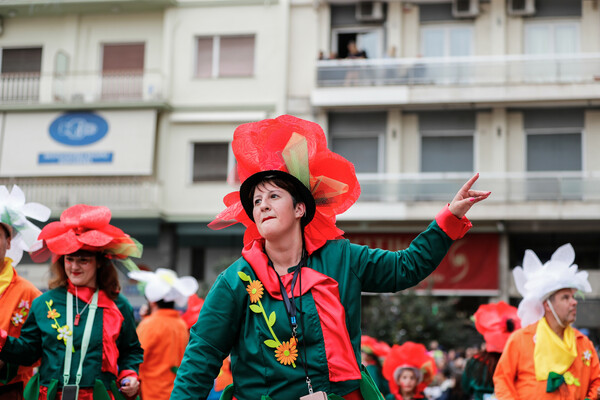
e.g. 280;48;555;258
474;301;520;352
38;221;70;240
77;229;115;247
45;229;83;255
383;342;437;396
60;204;111;229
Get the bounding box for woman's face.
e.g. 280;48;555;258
252;181;305;241
64;254;98;288
397;369;417;394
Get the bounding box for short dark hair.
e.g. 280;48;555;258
155;299;176;309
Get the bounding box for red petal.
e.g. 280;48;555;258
46;230;83;255
38;221;70;240
61;204;111;229
78;230;114;247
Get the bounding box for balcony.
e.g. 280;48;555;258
0;0;176;16
0;70;166;107
0;177;160;217
313;53;600;107
356;171;600;203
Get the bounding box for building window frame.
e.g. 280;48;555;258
195;34;256;79
524;128;583;172
190;141;235;183
420;23;474;58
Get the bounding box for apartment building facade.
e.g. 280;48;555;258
0;0;599;327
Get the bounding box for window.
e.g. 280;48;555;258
421;25;473;58
101;43;145;99
192;143;230;182
196;35;255;78
524;109;583;172
420;24;473;84
0;47;42;102
328;112;386;174
524;21;579;55
419;111;475;173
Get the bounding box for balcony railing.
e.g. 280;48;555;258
0;177;160;213
316;53;600;87
356;172;600;203
0;69;165;105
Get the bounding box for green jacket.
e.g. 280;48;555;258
171;220;455;400
0;287;143;398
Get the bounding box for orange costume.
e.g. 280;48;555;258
137;308;189;400
493;320;600;399
0;260;41;390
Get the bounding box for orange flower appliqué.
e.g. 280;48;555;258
47;309;60;319
275;339;298;366
246;280;264;303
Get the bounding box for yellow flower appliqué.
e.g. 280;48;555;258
45;299;72;349
275;339;298;366
238;271;296;368
563;371;581;387
246;280;264;303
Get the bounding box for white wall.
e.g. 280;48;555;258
164;4;287;110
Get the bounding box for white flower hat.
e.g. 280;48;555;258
513;243;591;327
0;185;51;265
128;268;199;307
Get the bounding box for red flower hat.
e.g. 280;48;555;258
35;204;142;270
361;335;391;359
473;301;521;353
208;115;361;254
382;342;437;397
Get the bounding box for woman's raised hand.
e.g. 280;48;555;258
448;173;490;219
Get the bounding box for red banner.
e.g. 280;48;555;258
344;233;499;293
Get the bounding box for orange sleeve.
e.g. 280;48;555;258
493;333;522;400
586;344;600;400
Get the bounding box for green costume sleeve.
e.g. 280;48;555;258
171;271;244;400
348;220;453;293
0;297;43;366
115;294;144;373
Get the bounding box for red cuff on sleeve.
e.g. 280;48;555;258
435;204;472;240
117;370;140;400
0;329;7;352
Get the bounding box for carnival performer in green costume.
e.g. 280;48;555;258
170;115;490;400
0;204;144;400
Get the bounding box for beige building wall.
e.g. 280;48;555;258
506;112;525;172
584;110;600;171
505;16;523;55
474;3;492;56
582;0;600;52
386;2;403;58
400;113;419;173
401;4;420;58
386;109;402;173
166;4;286;110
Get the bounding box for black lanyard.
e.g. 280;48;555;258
268;254;316;394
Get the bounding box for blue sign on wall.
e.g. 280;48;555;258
49;112;109;146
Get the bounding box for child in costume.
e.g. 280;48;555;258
0;204;144;400
170;115;490;400
362;336;391;397
461;301;520;400
128;268;198;400
0;185;50;399
382;342;436;400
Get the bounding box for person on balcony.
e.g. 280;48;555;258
0;185;51;400
493;244;600;399
170;115;490;400
0;204;144;400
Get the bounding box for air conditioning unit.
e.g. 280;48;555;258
452;0;479;18
355;1;384;21
508;0;535;16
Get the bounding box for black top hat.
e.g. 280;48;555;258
239;170;316;225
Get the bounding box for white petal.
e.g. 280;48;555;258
522;249;542;273
174;276;199;297
7;185;25;208
21;203;51;222
144;280;171;303
127;270;156;282
550;243;575;266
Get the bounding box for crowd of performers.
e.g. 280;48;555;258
0;115;598;400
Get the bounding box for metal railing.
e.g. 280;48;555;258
0;69;165;105
316;53;600;87
356;171;600;203
0;177;160;213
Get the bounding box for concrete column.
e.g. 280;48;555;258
387;109;402;173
